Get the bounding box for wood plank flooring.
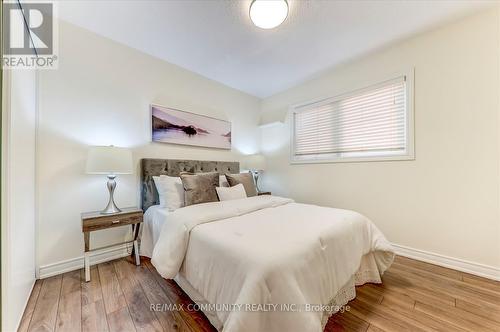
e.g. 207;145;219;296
19;255;500;332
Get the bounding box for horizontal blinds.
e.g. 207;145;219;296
294;78;407;157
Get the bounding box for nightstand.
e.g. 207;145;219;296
258;191;271;195
81;207;143;282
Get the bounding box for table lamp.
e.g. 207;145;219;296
86;146;133;214
243;154;267;192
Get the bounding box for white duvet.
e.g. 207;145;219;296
151;195;394;332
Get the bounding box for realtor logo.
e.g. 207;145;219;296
2;1;58;69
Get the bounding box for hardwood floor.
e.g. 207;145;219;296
19;255;500;332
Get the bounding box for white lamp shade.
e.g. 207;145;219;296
243;154;267;171
86;146;133;175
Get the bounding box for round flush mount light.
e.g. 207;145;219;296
250;0;289;29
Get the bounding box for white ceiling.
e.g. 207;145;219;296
56;0;495;98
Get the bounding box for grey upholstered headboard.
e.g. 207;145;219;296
140;158;240;211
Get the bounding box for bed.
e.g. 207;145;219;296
140;158;394;332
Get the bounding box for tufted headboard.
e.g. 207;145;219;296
140;158;240;211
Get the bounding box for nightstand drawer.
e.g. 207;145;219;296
82;212;143;232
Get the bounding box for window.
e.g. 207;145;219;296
291;74;414;163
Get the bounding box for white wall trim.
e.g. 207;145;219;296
38;243;134;279
39;242;500;281
392;243;500;281
1;68;13;332
34;69;40;279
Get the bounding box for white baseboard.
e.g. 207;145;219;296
38;243;134;279
392;243;500;281
38;241;500;282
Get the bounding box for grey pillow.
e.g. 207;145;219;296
180;172;219;206
225;172;257;197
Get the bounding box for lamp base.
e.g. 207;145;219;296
100;175;122;215
100;203;122;215
251;170;262;193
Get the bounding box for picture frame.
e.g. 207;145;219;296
151;104;231;150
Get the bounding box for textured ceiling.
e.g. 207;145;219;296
56;0;495;98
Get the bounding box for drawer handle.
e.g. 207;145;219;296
111;220;120;224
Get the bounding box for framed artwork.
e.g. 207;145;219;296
151;104;231;149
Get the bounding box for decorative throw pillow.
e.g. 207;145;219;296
219;175;230;187
225;172;257;197
181;173;228;187
216;183;247;201
180;172;219;206
152;175;184;211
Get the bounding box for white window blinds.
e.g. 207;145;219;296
292;76;412;162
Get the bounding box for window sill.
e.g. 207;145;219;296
290;154;415;164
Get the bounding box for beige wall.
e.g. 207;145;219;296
260;8;500;268
38;8;500;274
37;21;261;270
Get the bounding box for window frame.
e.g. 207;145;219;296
289;69;415;164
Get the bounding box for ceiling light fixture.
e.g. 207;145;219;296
249;0;289;29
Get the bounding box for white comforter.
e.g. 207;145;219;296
151;195;394;332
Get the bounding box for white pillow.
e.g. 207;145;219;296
219;175;229;187
216;183;247;201
153;175;184;211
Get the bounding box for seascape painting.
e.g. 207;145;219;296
151;104;231;149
